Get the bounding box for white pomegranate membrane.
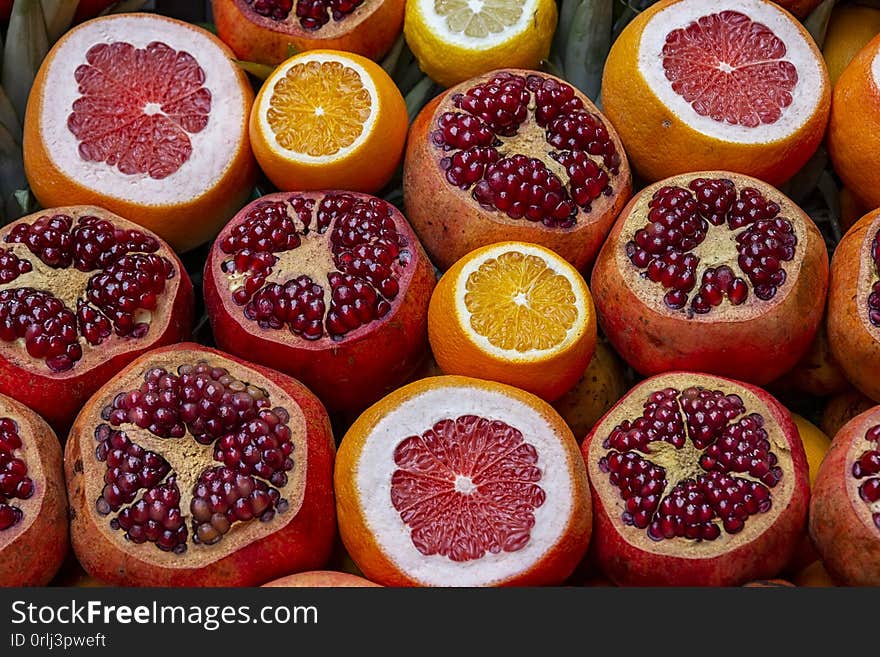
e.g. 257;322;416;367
218;193;410;341
593;380;793;545
355;384;576;586
0;212;176;372
624;177;799;316
638;0;824;141
0;419;35;531
852;425;880;531
431;71;623;228
245;0;367;29
40;15;246;205
90;360;306;554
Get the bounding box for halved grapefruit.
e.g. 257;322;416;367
335;375;591;587
602;0;830;186
23;14;257;252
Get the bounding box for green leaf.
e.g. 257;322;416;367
13;189;36;215
551;0;581;66
234;59;276;81
40;0;78;43
196;22;218;35
104;0;149;14
2;0;50;123
0;86;21;143
779;146;828;205
563;0;613;100
804;0;837;47
381;34;405;75
0;121;28;223
405;75;435;122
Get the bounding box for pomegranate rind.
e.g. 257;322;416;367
827;210;880;402
335;375;592;587
0;206;193;435
591;171;829;386
64;343;337;587
403;70;633;272
602;0;830;186
204;191;436;414
809;406;880;586
23;14;257;253
827;35;880;210
0;394;68;586
582;371;809;587
212;0;404;66
261;570;381;587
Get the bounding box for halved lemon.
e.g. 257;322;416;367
428;241;596;401
249;49;407;192
404;0;558;87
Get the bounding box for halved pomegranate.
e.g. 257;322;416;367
591;171;828;385
810;406;880;585
65;343;336;587
0;206;193;433
404;69;632;272
0;393;67;586
203;191;435;414
827;209;880;402
581;372;809;586
211;0;404;65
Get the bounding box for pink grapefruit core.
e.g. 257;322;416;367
852;425;880;531
68;41;212;180
597;385;782;541
391;415;546;562
662;11;797;127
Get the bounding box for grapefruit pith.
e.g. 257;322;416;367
23;14;257;252
335;375;591;586
602;0;830;186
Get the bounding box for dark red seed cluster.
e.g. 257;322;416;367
220;194;408;341
868;231;880;327
293;0;364;29
625;179;797;314
597;386;780;542
0;418;33;531
852;424;880;531
0;214;175;371
95;362;295;552
246;0;293;21
432;72;620;227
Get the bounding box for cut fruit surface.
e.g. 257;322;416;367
23;14;257;252
204;191;435;414
429;242;596;401
250;50;407;193
212;0;404;66
335;375;591;586
65;344;336;587
583;371;809;586
602;0;830;186
591;171;829;386
404;0;557;87
404;69;632;271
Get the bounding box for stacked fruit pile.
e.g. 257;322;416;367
0;0;879;588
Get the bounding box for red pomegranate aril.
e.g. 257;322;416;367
205;191;435;413
583;372;809;586
248;0;293;20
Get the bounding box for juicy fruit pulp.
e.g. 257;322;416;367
868;231;880;327
661;11;797;128
248;0;366;30
391;415;545;562
597;386;781;541
218;193;407;341
68;41;211;180
625;177;796;314
91;361;299;553
267;60;371;158
0;212;177;372
463;250;578;352
433;72;621;228
0;418;34;531
852;425;880;531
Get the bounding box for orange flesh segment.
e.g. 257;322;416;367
464;251;577;352
266;60;371;157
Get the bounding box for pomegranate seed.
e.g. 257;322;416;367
247;0;293;21
0;417;32;532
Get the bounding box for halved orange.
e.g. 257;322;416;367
335;375;592;586
23;13;257;252
428;241;596;401
249;49;407;193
